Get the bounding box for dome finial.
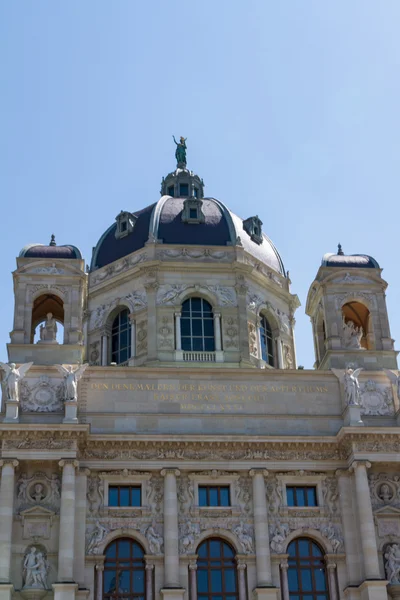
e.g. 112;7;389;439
172;135;187;168
337;243;344;255
49;234;56;247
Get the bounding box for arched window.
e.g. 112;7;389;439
342;301;372;349
103;538;145;600
287;538;329;600
259;315;274;365
181;298;215;352
197;538;238;600
111;309;131;364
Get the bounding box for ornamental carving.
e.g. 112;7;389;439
20;376;64;413
157;284;192;305
335;292;376;310
283;344;294;369
385;544;400;584
91;252;147;285
23;544;50;590
179;520;201;554
157;248;228;261
235;476;252;515
369;473;400;509
146;475;163;514
205;285;236;306
17;472;61;513
224;317;239;349
89;341;100;365
178;475;194;515
360;380;394;416
136;321;148;355
248;322;258;356
265;476;283;514
85;518;163;555
233;521;254;554
322;476;339;514
87;474;104;515
269;518;343;554
90;290;147;330
158;317;173;349
4;438;75;450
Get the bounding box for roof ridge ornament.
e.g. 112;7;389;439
173;135;187;168
49;234;56;247
337;243;344;255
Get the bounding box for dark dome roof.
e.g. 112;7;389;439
322;253;380;269
20;242;82;259
91;196;285;275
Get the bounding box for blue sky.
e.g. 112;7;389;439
1;1;400;367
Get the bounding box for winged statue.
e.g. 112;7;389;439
384;369;400;400
332;366;363;406
0;362;33;402
55;364;89;402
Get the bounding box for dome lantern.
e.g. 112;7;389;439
160;136;205;199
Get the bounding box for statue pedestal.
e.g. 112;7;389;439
358;580;388;600
20;587;48;600
63;401;78;424
160;588;185;600
3;400;19;423
252;587;280;600
343;404;364;426
37;340;59;345
53;583;78;600
0;584;13;600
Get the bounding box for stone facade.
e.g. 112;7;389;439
0;159;399;600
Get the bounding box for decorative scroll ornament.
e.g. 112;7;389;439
20;376;64;413
360;380;394;416
91;252;147;285
158;248;228;261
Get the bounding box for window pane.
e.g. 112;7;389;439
203;319;214;337
209;488;219;506
224;569;236;592
109;487;118;507
191;297;202;312
197;570;208;592
119;488;130;507
223;543;234;557
192;319;203;337
119;570;130;592
181;318;190;336
296;488;305;506
312;544;322;557
180;183;189;196
307;488;317;506
204;338;215;351
219;487;230;506
193;337;203;351
298;540;310;556
288;568;299;591
181;337;192;351
106;542;116;558
133;570;144;593
287;488;295;507
211;570;222;592
209;540;221;557
181;300;190;314
120;329;128;348
198;543;207;557
104;571;116;593
118;540;131;558
301;569;313;591
131;487;141;507
315;569;327;591
199;488;207;507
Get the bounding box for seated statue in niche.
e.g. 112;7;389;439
342;315;364;349
38;313;58;344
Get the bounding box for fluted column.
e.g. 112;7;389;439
325;559;338;600
101;332;108;366
145;564;154;600
280;559;289;600
236;559;247;600
249;469;272;586
175;313;182;351
0;460;18;582
351;461;380;579
276;337;283;369
74;468;90;585
58;459;78;581
189;561;197;600
213;313;222;351
161;468;181;588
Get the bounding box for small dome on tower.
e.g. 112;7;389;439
321;244;379;269
19;235;82;259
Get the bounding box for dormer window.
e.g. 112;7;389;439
180;183;189;197
182;198;205;224
115;210;137;240
243;215;263;245
193;187;199;198
168;185;175;197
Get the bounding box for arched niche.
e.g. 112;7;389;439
30;293;64;344
342;300;374;350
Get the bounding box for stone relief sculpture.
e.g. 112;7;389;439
23;546;50;589
342;316;363;349
233;521;254;554
20;375;64;413
321;522;343;553
38;313;58;343
235;477;251;514
360;379;394;416
87;474;104;515
16;472;61;512
283;344;294;369
332;367;363;406
146;522;164;554
385;544;400;584
55;364;89;401
269;522;289;553
146;475;163;513
180;521;200;554
322;477;338;514
86;520;109;554
178;476;194;515
265;477;283;514
369;473;400;508
384;369;400;400
0;362;33;402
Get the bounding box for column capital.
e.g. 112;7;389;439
335;468;352;478
174;312;181;318
0;459;19;469
145;564;154;572
95;564;104;572
79;467;91;476
59;459;79;469
236;559;247;571
161;468;180;477
324;557;337;570
350;460;371;472
189;561;198;571
249;469;268;478
128;313;136;323
280;560;289;571
213;312;221;319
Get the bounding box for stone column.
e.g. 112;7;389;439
58;459;78;582
129;315;136;359
325;559;338;600
145;281;158;361
175;313;182;351
145;564;154;600
74;468;89;585
0;459;18;583
351;461;380;579
96;564;104;600
213;313;222;351
161;469;181;588
235;278;251;366
336;469;361;584
280;559;289;600
276;337;283;369
189;561;197;600
249;469;272;586
237;559;247;600
101;332;108;366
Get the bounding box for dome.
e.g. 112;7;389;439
19;235;82;259
90;196;286;275
321;245;379;269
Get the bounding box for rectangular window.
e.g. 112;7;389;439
180;183;189;196
189;208;198;219
286;486;317;507
108;485;142;507
168;185;175;197
198;485;230;507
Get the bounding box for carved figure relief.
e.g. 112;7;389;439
146;475;163;514
369;473;400;509
87;474;104;515
359;380;394;416
248;322;258;357
20;375;64;413
283;344;294;369
178;476;194;515
233;521;254;554
157;248;228;261
23;545;50;589
385;544;400;584
145;522;163;554
179;520;201;554
269;522;289;553
89;341;100;365
136;321;148;355
342;316;363;349
235;476;251;515
158;316;173;349
86;520;109;554
265;476;283;514
322;477;338;514
16;473;61;513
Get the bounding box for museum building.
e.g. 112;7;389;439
1;141;400;600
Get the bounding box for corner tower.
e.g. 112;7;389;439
306;245;397;370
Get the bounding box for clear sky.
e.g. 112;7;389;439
1;1;400;368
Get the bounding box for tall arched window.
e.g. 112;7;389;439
181;298;215;352
197;538;238;600
287;538;329;600
103;538;145;600
111;309;131;364
259;315;274;365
